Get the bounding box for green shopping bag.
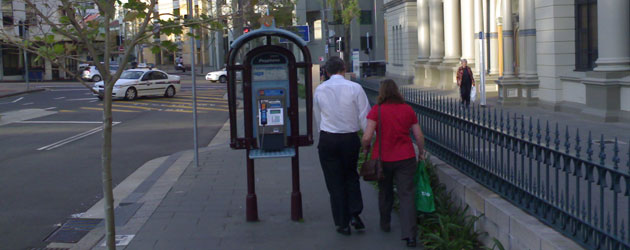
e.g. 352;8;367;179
415;160;435;213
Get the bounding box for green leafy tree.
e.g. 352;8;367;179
0;0;222;249
329;0;360;68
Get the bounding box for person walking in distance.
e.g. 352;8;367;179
361;79;425;248
456;59;475;107
314;56;371;235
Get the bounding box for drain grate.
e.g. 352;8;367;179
44;218;102;243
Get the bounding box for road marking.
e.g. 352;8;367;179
177;95;225;100
110;104;161;111
66;97;98;101
12;97;24;103
81;107;139;113
59;110;76;113
44;107;57;110
22;102;34;105
50;89;90;91
89;100;98;103
37;122;121;151
54;97;66;100
140;99;227;105
17;121;116;124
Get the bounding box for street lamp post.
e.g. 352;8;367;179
188;0;199;167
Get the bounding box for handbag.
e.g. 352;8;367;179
360;105;384;181
470;85;477;102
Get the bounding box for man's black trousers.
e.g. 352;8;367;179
317;131;364;227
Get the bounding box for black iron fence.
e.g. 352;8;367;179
359;82;629;250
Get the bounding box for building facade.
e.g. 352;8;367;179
385;0;630;122
295;0;386;73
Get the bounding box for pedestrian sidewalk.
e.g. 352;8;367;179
80;116;408;249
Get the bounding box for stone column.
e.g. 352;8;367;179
428;0;444;63
519;0;537;78
417;0;430;61
460;0;475;67
473;0;483;73
501;0;514;77
594;0;630;71
489;0;499;75
415;0;431;86
442;0;461;64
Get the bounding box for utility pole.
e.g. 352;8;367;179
188;0;199;167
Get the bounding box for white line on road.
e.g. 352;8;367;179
66;97;97;101
44;107;57;110
50;89;89;92
12;97;24;103
17;121;118;124
22;102;34;105
54;97;66;100
37;122;121;151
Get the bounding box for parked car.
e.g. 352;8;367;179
82;64;119;82
92;69;181;100
205;68;242;83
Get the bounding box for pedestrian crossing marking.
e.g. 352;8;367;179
81;107;139;113
177;95;225;101
110;104;162;111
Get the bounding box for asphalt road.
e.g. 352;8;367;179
0;80;229;250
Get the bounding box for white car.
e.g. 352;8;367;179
92;69;181;100
205;68;242;83
82;65;119;82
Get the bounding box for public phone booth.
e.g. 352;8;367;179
226;16;313;222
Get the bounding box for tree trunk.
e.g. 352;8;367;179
344;26;351;72
101;85;116;250
102;8;117;250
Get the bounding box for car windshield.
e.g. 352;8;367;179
120;71;144;79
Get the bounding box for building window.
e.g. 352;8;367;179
575;0;597;71
2;0;14;27
360;10;372;25
2;45;23;76
361;35;373;52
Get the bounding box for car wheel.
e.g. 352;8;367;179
219;75;227;83
124;87;137;100
164;86;176;98
92;75;101;82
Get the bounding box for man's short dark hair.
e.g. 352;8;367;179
325;56;345;75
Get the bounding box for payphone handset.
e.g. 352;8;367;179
256;88;286;151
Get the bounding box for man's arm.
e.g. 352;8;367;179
313;88;322;130
356;87;371;131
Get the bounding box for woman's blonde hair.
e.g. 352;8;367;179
377;79;405;105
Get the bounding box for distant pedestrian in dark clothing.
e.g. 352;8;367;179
456;59;475;107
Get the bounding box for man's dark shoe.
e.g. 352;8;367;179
351;215;365;230
336;226;351;235
405;238;417;248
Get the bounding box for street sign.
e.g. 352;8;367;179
280;25;310;43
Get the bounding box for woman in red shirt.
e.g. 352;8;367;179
361;79;425;248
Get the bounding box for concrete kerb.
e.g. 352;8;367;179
57;119;232;249
0;87;45;98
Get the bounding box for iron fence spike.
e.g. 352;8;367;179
528;117;533;141
514;113;518;135
536;119;541;144
594;207;598;226
575;128;581;158
587;131;593;162
494;109;498;129
565;125;571;154
613;137;619;170
521;115;525;139
627;138;630;171
545;121;550;147
599;134;606;166
571;196;575;214
554;123;560;151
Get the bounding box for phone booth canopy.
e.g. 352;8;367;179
225;16;313;222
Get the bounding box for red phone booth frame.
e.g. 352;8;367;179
226;23;313;222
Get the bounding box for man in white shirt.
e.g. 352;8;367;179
314;56;371;235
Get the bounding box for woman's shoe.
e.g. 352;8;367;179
405;238;417;248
